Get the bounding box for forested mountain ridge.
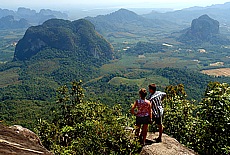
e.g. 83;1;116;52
85;8;182;37
13;18;113;61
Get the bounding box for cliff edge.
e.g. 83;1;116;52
140;132;198;155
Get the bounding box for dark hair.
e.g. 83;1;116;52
139;88;147;98
148;83;156;92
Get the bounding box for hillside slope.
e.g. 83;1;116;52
85;8;182;38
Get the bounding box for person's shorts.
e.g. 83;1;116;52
154;116;163;125
136;116;151;125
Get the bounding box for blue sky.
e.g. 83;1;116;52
1;0;230;10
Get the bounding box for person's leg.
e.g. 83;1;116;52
135;117;141;137
142;124;148;145
135;124;141;137
155;117;163;142
158;124;163;140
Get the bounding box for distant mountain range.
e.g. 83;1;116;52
0;7;68;28
85;8;183;38
2;2;230;32
85;8;230;45
142;2;230;26
0;15;30;29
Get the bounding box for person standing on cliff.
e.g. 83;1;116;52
148;83;166;143
131;88;152;146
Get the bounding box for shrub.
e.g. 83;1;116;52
36;80;140;154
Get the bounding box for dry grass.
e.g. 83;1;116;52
201;68;230;77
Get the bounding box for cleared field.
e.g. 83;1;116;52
100;55;141;74
108;76;170;88
201;68;230;77
0;68;21;87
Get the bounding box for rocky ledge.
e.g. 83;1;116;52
140;132;198;155
0;124;53;155
0;124;197;155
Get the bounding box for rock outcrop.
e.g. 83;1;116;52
13;18;114;61
140;132;198;155
190;14;219;41
0;125;53;155
178;14;229;44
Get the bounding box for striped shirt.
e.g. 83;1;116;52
148;91;166;118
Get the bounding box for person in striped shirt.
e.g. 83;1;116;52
148;83;166;143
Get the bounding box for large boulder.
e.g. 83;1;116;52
140;132;198;155
0;125;53;155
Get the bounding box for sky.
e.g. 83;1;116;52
1;0;230;11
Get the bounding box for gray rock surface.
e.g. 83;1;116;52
0;124;53;155
140;132;198;155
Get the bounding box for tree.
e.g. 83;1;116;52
163;84;198;148
36;80;140;155
197;82;230;155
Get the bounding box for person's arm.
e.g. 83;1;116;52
130;100;137;115
148;101;152;120
161;92;167;101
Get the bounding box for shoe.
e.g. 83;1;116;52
139;135;143;143
155;137;162;143
142;142;146;146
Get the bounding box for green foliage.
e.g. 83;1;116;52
0;100;55;129
163;82;230;155
127;41;165;55
36;81;141;155
157;67;226;101
197;82;230;155
163;84;198;147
